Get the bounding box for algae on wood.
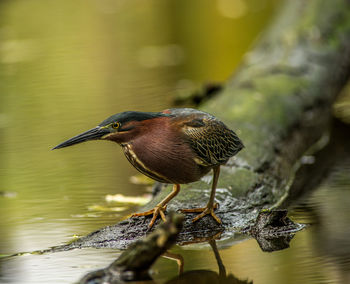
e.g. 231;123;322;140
53;0;350;250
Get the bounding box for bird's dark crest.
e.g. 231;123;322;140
99;111;170;127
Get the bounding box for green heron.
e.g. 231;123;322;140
53;108;244;228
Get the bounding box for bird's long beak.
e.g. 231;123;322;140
52;126;110;150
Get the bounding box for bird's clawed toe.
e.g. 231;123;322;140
131;205;167;229
180;203;221;224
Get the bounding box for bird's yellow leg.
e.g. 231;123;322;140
180;166;221;224
131;184;180;228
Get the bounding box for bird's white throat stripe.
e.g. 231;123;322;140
122;144;168;182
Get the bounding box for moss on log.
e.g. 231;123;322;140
51;0;350;251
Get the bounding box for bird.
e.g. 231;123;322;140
53;108;244;228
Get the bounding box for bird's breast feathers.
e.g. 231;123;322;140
121;143;170;183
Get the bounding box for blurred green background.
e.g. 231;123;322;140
2;1;350;283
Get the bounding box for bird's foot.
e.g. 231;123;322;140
180;203;221;224
131;205;167;229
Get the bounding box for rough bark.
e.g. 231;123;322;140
48;0;350;251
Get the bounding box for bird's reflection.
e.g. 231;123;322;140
162;251;184;275
165;239;251;284
79;234;254;284
79;213;304;284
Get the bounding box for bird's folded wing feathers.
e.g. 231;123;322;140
182;117;243;166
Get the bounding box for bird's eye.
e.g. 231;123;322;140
112;122;120;129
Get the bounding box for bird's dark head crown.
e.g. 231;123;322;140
99;111;169;127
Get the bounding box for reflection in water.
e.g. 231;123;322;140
243;210;303;252
286;119;350;284
78;237;252;284
310;177;350;284
163;251;184;275
306;156;350;284
77;217;304;284
166;240;253;284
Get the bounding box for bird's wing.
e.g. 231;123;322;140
181;116;244;166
